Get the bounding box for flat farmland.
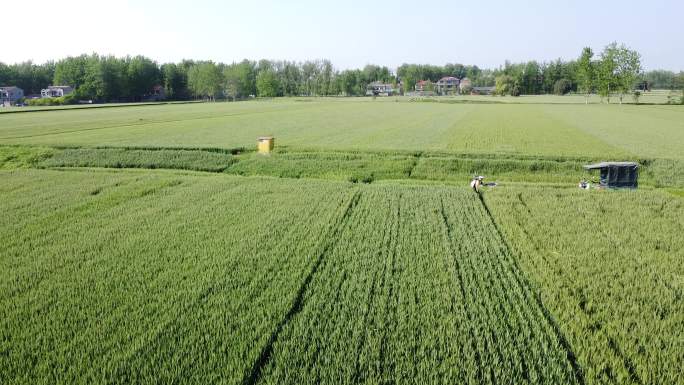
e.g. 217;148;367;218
1;98;683;385
2;170;581;384
1;98;683;158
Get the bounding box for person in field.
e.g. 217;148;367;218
579;179;589;189
471;176;484;192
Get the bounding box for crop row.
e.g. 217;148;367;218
256;185;578;384
0;170;357;385
485;187;684;384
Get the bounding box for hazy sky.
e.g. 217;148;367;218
3;0;682;71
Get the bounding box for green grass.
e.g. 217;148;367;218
43;147;236;172
1;98;682;159
226;150;415;182
0;145;55;169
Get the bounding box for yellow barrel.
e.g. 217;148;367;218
257;136;274;154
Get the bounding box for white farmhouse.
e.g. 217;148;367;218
41;86;74;98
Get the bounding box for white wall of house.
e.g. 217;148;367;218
41;86;74;98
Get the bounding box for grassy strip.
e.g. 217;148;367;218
0;145;55;169
0;101;203;114
640;158;684;188
411;155;587;183
42;148;235;172
2;145;681;187
226;151;415;183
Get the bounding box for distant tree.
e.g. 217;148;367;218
224;61;257;100
278;61;302;96
597;42;641;104
577;47;595;103
642;70;677;89
187;62;223;100
0;62;10;86
520;61;542;94
317;60;334;96
126;56;160;101
54;55;89;89
338;69;362;96
495;75;517;96
553;79;572;95
597;45;618;103
397;64;419;92
161;63;188;100
613;44;641;104
362;64;392;84
256;68;280;97
83;55;127;101
300;61;319;96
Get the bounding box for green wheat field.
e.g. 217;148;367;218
1;97;683;385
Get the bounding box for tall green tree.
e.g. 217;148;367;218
597;42;641;104
256;68;280;97
317;60;334;96
126;56;160;101
54;55;89;89
613;44;642;104
495;75;518;96
187;62;223;100
161;63;188;100
577;47;595;104
643;70;677;89
597;45;618;103
223;60;256;100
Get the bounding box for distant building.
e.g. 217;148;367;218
0;86;24;106
435;76;460;95
471;86;495;95
41;86;74;98
407;80;435;96
415;80;433;92
366;81;394;96
144;85;166;102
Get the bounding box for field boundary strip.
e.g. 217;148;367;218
242;190;362;385
5;145;684;188
0;101;204;115
475;191;587;385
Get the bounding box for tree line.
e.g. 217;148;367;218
1;43;682;103
493;43;665;103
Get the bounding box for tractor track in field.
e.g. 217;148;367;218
476;191;587;385
242;189;362;385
